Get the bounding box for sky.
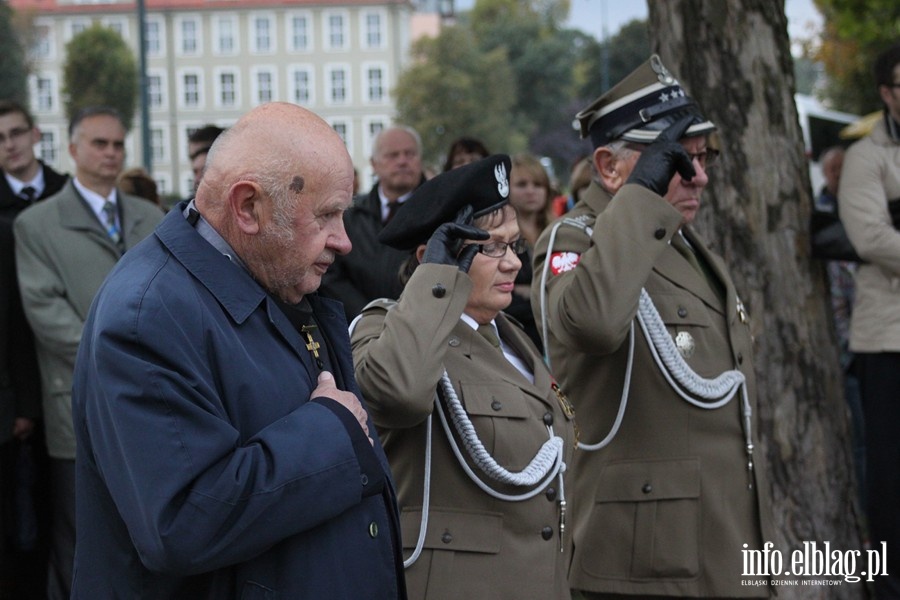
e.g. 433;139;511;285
454;0;824;48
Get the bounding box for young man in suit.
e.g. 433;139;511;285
0;99;68;598
13;106;163;599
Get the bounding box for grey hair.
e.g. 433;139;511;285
372;125;422;159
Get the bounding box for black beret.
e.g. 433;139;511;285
575;54;715;149
379;154;512;250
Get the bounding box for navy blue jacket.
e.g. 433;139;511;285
72;207;406;598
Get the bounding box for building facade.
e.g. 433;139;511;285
12;0;415;197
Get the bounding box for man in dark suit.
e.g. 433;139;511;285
319;125;425;322
0;99;68;598
14;106;163;599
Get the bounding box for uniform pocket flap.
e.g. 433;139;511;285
400;507;503;554
459;382;530;419
652;293;712;327
595;458;700;502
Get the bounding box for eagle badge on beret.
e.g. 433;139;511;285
495;162;509;198
651;54;677;86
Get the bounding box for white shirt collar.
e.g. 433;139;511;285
5;168;46;198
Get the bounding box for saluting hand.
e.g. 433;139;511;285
423;204;490;273
626;114;697;196
313;371;373;446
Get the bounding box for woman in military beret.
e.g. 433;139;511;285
350;154;576;600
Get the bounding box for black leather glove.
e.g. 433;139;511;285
626;115;697;196
422;205;490;273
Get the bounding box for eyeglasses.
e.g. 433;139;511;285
473;238;528;258
626;143;720;170
687;148;720;169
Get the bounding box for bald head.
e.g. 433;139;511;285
194;102;354;303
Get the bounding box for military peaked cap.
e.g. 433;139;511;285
576;54;716;149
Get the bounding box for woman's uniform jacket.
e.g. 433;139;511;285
351;263;576;600
13;180;163;459
531;182;775;598
70;207;406;598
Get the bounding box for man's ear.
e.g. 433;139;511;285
228;181;265;235
415;243;427;263
594;147;622;190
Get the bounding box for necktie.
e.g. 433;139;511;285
670;233;704;277
477;324;501;349
384;201;400;224
671;233;724;300
102;201;121;245
20;186;36;202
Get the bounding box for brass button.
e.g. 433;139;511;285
448;337;460;347
491;400;502;411
642;483;653;494
432;284;446;298
369;522;379;538
441;530;453;544
677;306;688;318
543;412;554;426
541;526;553;540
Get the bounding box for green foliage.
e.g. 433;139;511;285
63;24;138;129
393;26;522;168
0;0;29;104
575;19;650;102
812;0;900;114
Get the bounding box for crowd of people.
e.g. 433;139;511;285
1;43;898;599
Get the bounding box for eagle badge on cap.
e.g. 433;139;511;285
651;54;678;86
495;163;509;198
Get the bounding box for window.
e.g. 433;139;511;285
328;67;348;104
144;19;162;56
147;73;165;109
365;66;385;103
251;14;275;54
33;23;53;59
326;12;347;50
150;128;165;162
332;121;348;145
365;120;385;157
214;15;238;55
253;68;276;105
103;17;127;38
68;19;90;40
178;17;201;55
218;71;237;107
35;77;53;112
288;13;310;51
363;12;383;48
39;131;57;164
290;67;313;105
181;71;202;108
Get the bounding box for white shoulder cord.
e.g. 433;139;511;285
351;303;568;568
538;221;755;488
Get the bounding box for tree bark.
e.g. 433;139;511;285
648;1;868;598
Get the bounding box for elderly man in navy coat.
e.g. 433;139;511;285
71;102;406;598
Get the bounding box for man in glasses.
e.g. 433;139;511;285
838;42;900;598
532;55;774;599
0;99;68;596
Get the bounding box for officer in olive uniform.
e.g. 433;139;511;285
351;155;576;600
532;56;775;598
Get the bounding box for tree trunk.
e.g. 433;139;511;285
648;1;868;598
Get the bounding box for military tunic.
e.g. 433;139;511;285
531;182;774;598
352;263;576;600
